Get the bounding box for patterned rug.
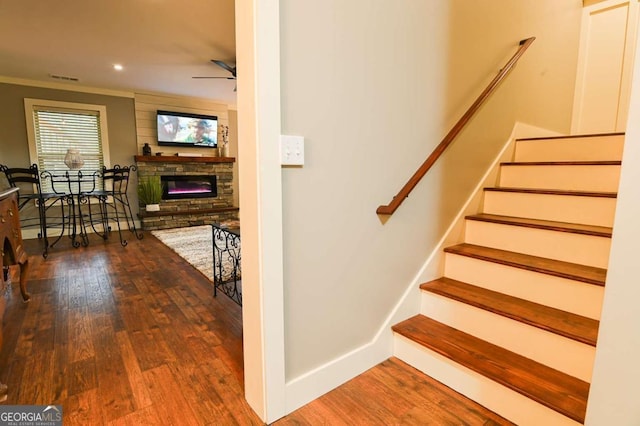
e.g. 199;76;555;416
152;225;215;281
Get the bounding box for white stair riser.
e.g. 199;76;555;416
465;220;611;269
394;335;582;426
420;292;595;381
482;191;616;227
499;164;620;192
444;253;604;320
514;136;624;162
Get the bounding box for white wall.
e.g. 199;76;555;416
279;0;582;384
585;19;640;424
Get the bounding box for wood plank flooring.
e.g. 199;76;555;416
1;234;258;426
275;357;513;426
1;233;511;425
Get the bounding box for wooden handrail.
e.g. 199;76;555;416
377;37;536;216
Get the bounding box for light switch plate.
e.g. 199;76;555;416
280;135;305;166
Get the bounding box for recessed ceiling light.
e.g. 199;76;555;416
113;64;123;71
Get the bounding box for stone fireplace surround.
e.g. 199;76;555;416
134;155;238;231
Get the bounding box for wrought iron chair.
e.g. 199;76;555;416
87;165;143;246
0;164;67;258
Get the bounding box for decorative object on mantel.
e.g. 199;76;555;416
64;149;84;169
142;143;152;156
220;125;230;157
137;175;162;212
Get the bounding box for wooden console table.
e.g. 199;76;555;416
0;187;30;400
1;187;30;301
1;188;30;300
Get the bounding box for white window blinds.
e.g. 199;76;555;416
32;106;105;192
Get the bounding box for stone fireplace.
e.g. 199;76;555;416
134;155;238;230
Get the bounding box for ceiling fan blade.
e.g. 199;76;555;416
211;60;237;77
192;76;236;80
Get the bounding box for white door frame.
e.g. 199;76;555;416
236;0;287;423
571;0;640;133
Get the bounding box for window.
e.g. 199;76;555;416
24;99;111;192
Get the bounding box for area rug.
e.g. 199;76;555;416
151;223;242;305
152;225;215;281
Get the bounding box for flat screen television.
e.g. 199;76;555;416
157;110;218;148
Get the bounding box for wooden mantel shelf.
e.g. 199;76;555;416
134;155;235;163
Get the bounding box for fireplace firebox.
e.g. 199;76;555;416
161;175;217;200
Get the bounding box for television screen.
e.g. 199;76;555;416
157;110;218;148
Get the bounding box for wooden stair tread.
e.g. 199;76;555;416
500;160;621;166
421;277;599;346
485;187;617;198
444;243;606;286
392;315;589;423
466;213;612;238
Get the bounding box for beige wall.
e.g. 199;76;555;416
0;81;137;174
585;23;640;424
279;0;582;381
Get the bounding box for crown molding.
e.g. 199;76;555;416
0;75;135;98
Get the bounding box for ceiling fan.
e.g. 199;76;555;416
193;60;236;83
193;60;237;91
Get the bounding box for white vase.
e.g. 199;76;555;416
221;145;230;157
145;204;160;212
64;149;84;169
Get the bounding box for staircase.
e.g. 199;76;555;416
392;133;624;425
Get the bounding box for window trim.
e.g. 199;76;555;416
23;98;111;171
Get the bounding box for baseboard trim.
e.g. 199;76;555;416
21;220;142;241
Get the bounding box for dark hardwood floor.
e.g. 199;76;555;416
0;232;512;425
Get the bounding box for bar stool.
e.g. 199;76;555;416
87;165;143;246
0;164;67;258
